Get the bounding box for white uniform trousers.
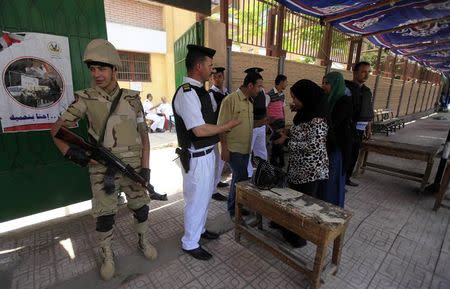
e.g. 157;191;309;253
247;125;268;177
181;149;216;250
214;144;225;188
146;112;165;131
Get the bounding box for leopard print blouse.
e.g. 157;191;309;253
288;117;329;185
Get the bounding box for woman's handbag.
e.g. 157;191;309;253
251;157;287;189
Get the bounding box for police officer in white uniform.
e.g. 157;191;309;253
172;45;240;260
246;67;269;177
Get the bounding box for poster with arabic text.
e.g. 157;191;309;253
0;32;74;133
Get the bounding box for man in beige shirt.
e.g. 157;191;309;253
218;71;263;217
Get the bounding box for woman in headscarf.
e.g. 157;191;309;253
277;79;329;194
273;79;329;247
318;71;353;208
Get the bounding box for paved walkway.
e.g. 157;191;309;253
1;113;450;289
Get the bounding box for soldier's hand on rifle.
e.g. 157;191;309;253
64;147;91;167
139;168;151;184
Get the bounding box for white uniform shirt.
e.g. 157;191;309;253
157;103;173;118
143;99;156;116
174;77;214;152
208;85;228;113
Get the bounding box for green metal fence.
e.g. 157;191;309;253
0;0;107;221
174;22;204;88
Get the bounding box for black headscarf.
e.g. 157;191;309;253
291;79;327;125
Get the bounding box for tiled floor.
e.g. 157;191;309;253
1;113;450;289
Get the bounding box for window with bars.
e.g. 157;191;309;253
117;51;151;81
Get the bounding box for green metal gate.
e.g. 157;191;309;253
174;22;204;87
0;0;107;221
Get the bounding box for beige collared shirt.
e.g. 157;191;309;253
217;88;253;154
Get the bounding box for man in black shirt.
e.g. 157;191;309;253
345;61;374;186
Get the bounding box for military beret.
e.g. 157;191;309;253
187;44;216;58
244;67;264;73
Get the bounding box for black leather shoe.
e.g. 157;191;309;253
201;230;220;240
282;229;307;248
241;208;251;216
149;191;168;201
182;246;212;260
346;179;359;187
212;192;227;201
217;181;229;188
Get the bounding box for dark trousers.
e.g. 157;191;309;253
270;144;285;168
318;149;346;208
269;119;285;168
347;130;365;180
228;152;250;216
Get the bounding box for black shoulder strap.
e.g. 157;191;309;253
98;89;123;145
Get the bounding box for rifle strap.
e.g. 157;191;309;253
98;89;123;145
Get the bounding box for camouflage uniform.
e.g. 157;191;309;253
57;39;157;280
60;84;150;216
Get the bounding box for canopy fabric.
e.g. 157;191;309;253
277;0;450;75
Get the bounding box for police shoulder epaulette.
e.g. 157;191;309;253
182;83;191;92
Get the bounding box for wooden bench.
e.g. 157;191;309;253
373;109;400;136
235;182;352;289
384;108;405;130
355;139;440;192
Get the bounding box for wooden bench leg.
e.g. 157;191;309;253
235;202;243;242
256;213;263;230
354;151;361;177
311;244;327;289
421;159;434;193
332;232;345;274
434;163;450;211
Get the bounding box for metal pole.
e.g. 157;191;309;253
226;42;232;91
278;52;286;75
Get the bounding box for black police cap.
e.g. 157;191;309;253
187;44;216;58
244;67;264;73
213;67;226;73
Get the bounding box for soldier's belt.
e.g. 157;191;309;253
109;145;142;153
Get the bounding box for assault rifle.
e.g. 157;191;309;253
55;127;168;201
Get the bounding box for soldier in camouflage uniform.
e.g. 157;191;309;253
51;39;157;280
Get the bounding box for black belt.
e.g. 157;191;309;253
191;147;214;158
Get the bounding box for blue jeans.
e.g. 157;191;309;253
228;152;250;216
318;149;346;208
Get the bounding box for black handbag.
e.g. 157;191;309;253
251;157;287;190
